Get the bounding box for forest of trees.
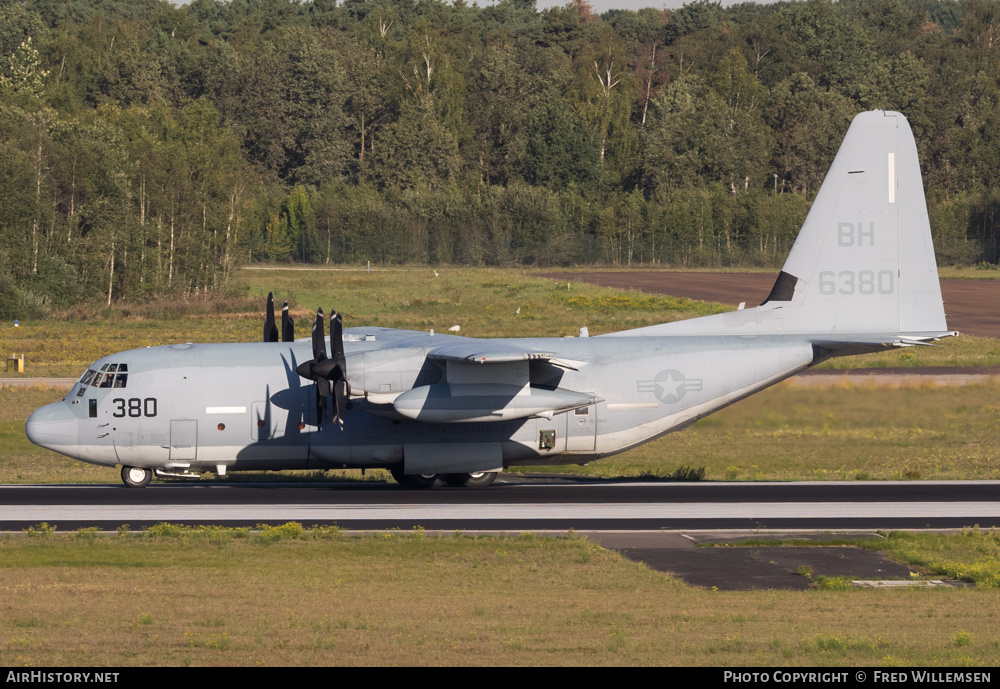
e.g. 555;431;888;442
3;0;1000;314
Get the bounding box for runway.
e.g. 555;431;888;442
3;479;996;589
2;479;997;531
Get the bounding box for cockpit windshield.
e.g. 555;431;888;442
78;363;129;390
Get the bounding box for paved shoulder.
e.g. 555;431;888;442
0;378;75;387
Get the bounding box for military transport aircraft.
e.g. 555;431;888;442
26;111;956;489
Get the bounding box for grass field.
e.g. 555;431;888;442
0;527;998;667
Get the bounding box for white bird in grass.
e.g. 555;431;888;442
448;325;461;332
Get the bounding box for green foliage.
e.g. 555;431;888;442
373;95;461;190
143;522;186;538
766;73;855;196
22;255;83;308
0;37;47;97
811;576;854;591
669;465;705;481
882;527;1000;587
521;91;600;191
4;0;1000;307
257;522;306;544
0;253;49;320
75;526;99;542
25;522;56;538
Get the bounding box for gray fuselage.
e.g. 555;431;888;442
26;327;816;476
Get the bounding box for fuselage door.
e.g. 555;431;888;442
565;398;597;452
170;419;198;461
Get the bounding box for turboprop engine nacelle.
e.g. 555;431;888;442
392;384;600;423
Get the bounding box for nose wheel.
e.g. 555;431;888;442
121;466;152;488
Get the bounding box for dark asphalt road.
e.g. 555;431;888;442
4;479;994;589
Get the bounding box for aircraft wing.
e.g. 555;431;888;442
339;326;585;369
428;342;553;364
347;336;597;423
428;342;583;370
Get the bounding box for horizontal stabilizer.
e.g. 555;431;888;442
813;330;958;357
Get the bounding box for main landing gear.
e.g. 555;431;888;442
445;471;498;489
390;467;498;489
121;465;152;488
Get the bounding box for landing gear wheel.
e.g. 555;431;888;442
445;472;499;489
389;466;407;485
389;467;445;488
410;473;445;488
121;466;152;488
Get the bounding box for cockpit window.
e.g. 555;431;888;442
80;364;129;389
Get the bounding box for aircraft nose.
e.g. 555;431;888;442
26;402;79;455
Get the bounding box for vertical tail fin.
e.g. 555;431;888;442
764;110;949;336
614;110;953;341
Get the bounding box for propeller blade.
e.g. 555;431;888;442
316;378;329;427
281;301;294;342
314;309;330;428
331;310;346;371
329;310;348;430
264;293;279;343
312;308;327;364
295;309;327;381
293;307;348;431
332;379;347;430
314;311;347;369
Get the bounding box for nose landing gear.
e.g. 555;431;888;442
120;465;152;488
